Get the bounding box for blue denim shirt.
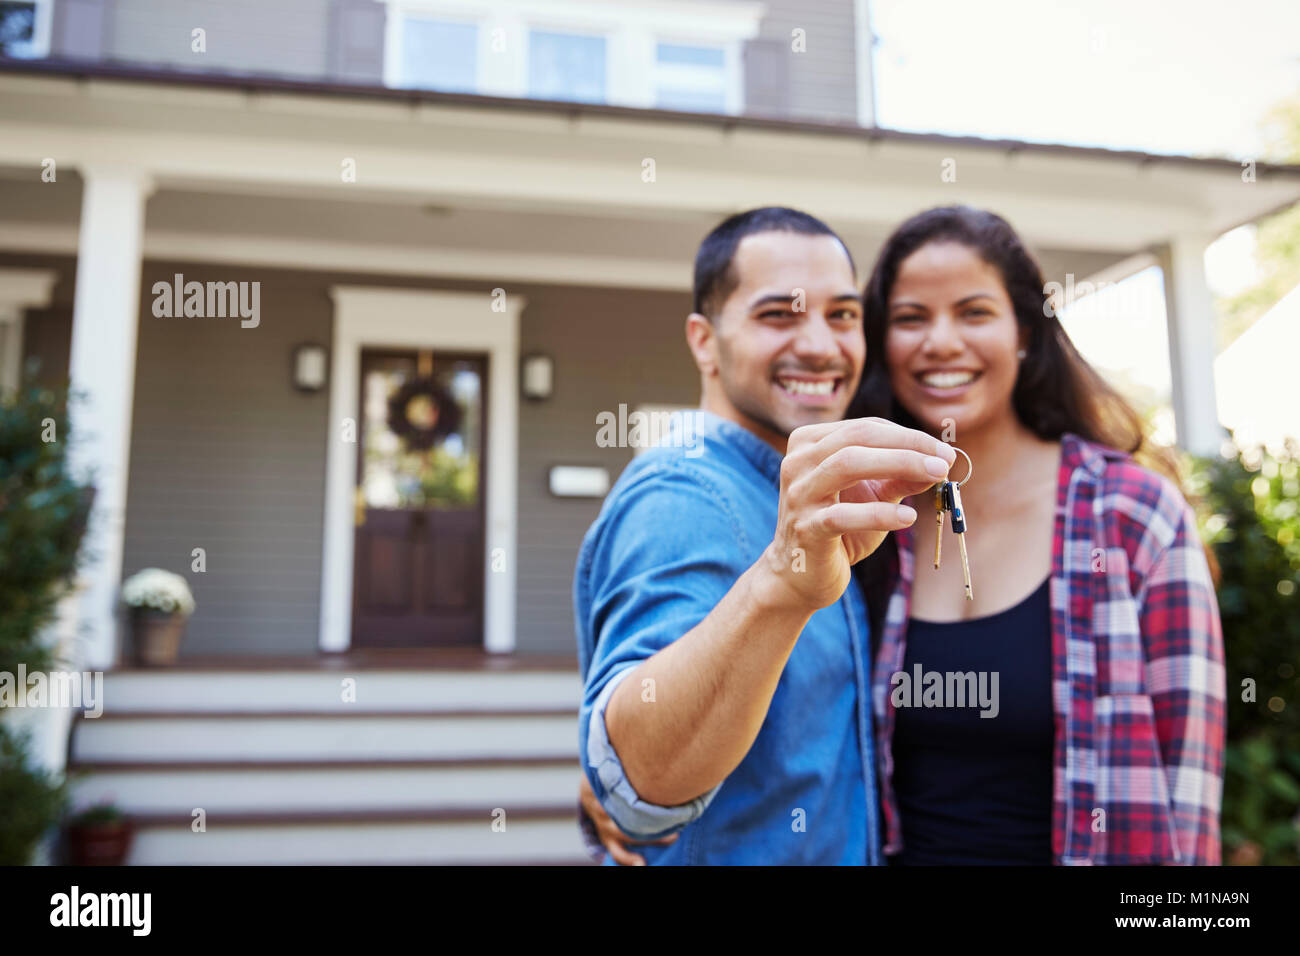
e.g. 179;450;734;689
574;408;880;865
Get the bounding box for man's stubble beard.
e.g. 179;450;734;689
716;361;820;445
712;335;854;444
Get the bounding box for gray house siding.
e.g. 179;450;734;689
119;266;698;659
745;0;860;124
326;0;387;85
3;235;1127;661
52;0;865;127
8;252;696;659
50;0;116;62
107;0;332;80
517;285;699;653
121;264;333;657
2;230;1127;661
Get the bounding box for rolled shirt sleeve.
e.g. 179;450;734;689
575;465;753;841
586;664;722;838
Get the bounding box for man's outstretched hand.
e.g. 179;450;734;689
760;417;955;612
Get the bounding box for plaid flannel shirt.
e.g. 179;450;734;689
871;432;1226;865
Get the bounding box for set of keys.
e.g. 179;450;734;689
932;446;974;601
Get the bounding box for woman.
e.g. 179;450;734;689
582;205;1226;866
852;206;1225;865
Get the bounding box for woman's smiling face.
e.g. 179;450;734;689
884;241;1025;437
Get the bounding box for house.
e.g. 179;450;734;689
1;0;1298;864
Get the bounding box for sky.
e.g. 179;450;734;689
869;0;1300;434
871;0;1300;160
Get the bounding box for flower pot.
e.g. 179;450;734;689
130;609;187;667
65;820;134;866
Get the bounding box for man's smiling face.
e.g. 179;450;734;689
692;231;864;451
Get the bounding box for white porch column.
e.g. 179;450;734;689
67;165;154;670
0;268;57;394
1159;234;1225;457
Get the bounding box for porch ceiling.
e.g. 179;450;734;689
0;164;1123;291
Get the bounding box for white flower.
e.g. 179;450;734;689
120;568;195;617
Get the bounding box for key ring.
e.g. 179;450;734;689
949;446;973;487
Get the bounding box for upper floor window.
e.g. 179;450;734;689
0;0;52;59
395;16;477;92
655;42;728;113
528;30;605;104
383;1;759;115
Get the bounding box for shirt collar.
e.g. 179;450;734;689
1060;431;1127;478
676;408;785;484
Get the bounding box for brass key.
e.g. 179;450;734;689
929;446;975;603
946;480;973;601
933;482;945;569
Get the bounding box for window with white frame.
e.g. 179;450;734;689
528;29;606;104
0;0;52;59
382;0;759;114
654;42;728;113
395;16;478;92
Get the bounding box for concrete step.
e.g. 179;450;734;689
120;808;594;865
71;710;578;762
68;757;582;815
95;669;581;714
65;666;592;864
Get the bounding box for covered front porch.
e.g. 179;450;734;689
3;63;1300;674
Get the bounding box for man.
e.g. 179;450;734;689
574;207;956;864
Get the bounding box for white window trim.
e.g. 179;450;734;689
379;0;761;113
652;38;740;114
525;21;612;104
381;4;483;92
3;0;53;60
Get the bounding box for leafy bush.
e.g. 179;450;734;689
1189;437;1300;865
0;724;68;865
0;378;92;864
0;381;95;676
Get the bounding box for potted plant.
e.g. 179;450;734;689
121;568;196;667
64;800;133;865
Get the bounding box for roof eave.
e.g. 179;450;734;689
4;57;1300;180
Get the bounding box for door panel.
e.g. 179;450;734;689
351;348;487;647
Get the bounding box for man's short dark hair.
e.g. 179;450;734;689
692;206;855;318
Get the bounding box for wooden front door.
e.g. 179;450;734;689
351;348;487;647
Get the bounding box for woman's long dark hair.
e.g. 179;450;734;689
849;205;1209;645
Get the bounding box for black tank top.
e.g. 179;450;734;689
890;575;1054;865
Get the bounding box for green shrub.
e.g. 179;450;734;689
0;377;92;864
1189;437;1300;865
0;381;94;676
0;723;68;865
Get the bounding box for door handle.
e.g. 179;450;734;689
354;487;366;527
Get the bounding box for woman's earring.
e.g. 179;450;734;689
1017;349;1027;359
